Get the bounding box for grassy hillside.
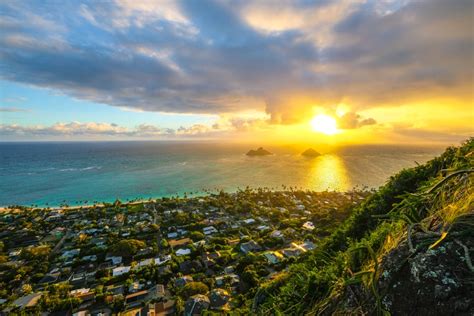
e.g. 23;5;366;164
252;138;473;315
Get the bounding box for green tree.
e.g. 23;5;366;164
110;294;125;312
189;231;205;241
21;284;32;294
21;245;51;260
241;266;259;288
111;239;145;257
180;281;209;299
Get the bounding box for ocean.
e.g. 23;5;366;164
0;141;445;207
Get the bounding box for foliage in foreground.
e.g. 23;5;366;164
253;138;474;315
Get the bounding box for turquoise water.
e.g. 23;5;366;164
0;141;444;206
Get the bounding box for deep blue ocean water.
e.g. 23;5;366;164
0;141;444;206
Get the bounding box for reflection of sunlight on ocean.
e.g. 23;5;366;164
1;142;443;206
307;154;350;191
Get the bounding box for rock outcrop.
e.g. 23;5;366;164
302;148;321;157
246;147;272;156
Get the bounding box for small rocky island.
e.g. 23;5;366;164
246;147;273;156
302;148;321;157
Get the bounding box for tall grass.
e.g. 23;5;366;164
253;138;473;315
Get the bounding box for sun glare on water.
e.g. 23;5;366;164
310;114;338;135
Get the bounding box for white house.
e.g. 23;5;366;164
106;256;123;266
243;218;256;225
203;226;218;235
167;232;178;239
154;255;172;265
296;204;305;211
134;258;153;270
302;221;315;231
270;230;284;239
176;248;191;256
112;266;131;277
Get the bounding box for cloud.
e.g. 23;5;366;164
228;117;271;132
0;0;318;115
0;107;29;112
0;0;472;128
1;96;27;103
390;125;472;143
0;122;127;137
0;121;225;139
134;124;175;136
177;124;215;136
337;112;376;129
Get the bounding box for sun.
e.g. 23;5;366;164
310;114;338;135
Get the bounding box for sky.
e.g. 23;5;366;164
0;0;473;144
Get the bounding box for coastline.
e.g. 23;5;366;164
0;187;367;212
1;199;153;213
0;142;444;208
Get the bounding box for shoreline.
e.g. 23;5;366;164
0;199;156;212
0;187;369;212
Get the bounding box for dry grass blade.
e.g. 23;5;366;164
428;231;448;249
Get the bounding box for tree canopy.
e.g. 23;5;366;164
111;239;145;257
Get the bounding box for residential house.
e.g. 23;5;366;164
202;226;218;235
167;232;178;239
280;248;301;258
302;221;315;231
263;251;283;265
243;218;256;225
209;289;230;310
106;256;123;266
128;281;144;293
125;290;148;308
175;275;193;287
270;230;284;239
154;255;172;265
168;238;191;248
240;241;262;254
184;294;210;316
154;299;176;315
176;248;191;256
134;258;153;270
112;266;131;277
70;288;95;303
10;292;43;310
61;248;80;260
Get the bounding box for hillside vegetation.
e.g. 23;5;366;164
253;139;473;315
